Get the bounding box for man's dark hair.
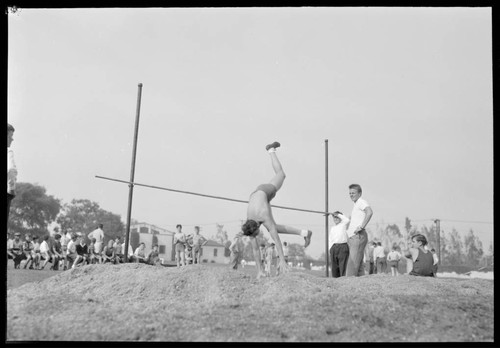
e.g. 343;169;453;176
98;223;103;229
242;220;260;236
176;224;182;229
349;184;362;193
412;234;428;246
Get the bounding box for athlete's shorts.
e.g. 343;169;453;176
253;183;277;202
175;243;185;252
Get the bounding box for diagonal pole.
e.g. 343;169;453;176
124;83;143;262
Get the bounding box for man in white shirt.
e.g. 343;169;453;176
345;184;373;277
88;224;105;255
39;235;52;270
329;211;350;277
7;123;17;223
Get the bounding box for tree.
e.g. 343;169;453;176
213;223;231;257
56;199;124;242
463;229;483;268
8;182;61;238
445;228;464;266
287;243;306;266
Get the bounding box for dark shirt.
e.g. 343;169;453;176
409;249;434;277
76;243;88;256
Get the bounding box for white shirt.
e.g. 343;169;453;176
346;197;370;238
329;214;350;249
124;243;133;257
67;239;77;254
373;245;386;259
89;228;104;244
7;147;17;193
40;240;50;254
432;253;439;265
387;250;401;261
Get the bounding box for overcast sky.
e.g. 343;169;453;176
8;7;493;258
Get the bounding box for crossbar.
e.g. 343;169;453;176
95;175;330;216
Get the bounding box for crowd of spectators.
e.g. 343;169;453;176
7;228;164;271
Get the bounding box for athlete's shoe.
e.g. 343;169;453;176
265;141;281;151
304;230;313;248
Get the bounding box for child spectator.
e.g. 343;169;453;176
10;232;25;269
132;242;147;263
73;234;89;268
51;234;63;270
373;242;387;274
22;234;34;269
192;226;208;264
404;234;435;277
229;232;243;270
174;224;187;267
146;244;161;266
102;239;116;264
113;237;124;264
65;233;78;270
386;245;402;276
39;234;52;270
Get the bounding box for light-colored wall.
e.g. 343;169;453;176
137;232;174;262
200;246;226;264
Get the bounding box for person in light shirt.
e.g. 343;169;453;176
39;234;52;270
88;224;105;256
345;184;373;277
7;123;17;223
373;242;387;274
329;211;350;277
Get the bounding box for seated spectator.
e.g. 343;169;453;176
132;243;147;263
31;235;42;269
51;233;63;271
101;239;116;264
22;233;34;269
123;241;133;262
88;238;100;264
404;234;435;277
113;237;125;264
7;233;15;261
146;244;161;266
65;233;78;270
9;232;25;269
39;234;53;270
374;242;387;274
73;234;89;268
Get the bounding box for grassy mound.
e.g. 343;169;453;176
7;263;493;342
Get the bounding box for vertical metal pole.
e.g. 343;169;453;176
436;219;441;266
124;83;143;262
325;139;329;277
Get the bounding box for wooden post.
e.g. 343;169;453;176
325;139;329;277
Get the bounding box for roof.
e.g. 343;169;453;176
203;240;226;248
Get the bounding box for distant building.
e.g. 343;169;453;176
199;240;227;264
130;223;175;262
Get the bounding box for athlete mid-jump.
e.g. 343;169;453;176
241;141;313;278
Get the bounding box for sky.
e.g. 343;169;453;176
7;7;493;259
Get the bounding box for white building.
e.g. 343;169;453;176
199;240;227;264
130;223;175;262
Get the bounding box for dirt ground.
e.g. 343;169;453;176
6;263;494;342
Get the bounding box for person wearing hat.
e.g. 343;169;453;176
229;232;244;270
9;232;25;268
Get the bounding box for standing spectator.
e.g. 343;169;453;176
39;235;52;270
113;237;124;263
132;242;147;263
9;232;24;269
87;238;98;264
88;224;105;257
185;234;194;265
404;234;435;277
192;226;208;264
174;224;187;267
51;234;63;270
328;211;350;278
386;245;402;276
22;234;34;269
229;232;243;270
65;233;78;270
345;184;373;277
146;244;161;266
374;242;387;274
430;248;439;277
60;229;71;269
7;123;17;225
73;234;89;268
365;242;376;275
282;241;290;264
259;243;266;268
102;239;116;264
